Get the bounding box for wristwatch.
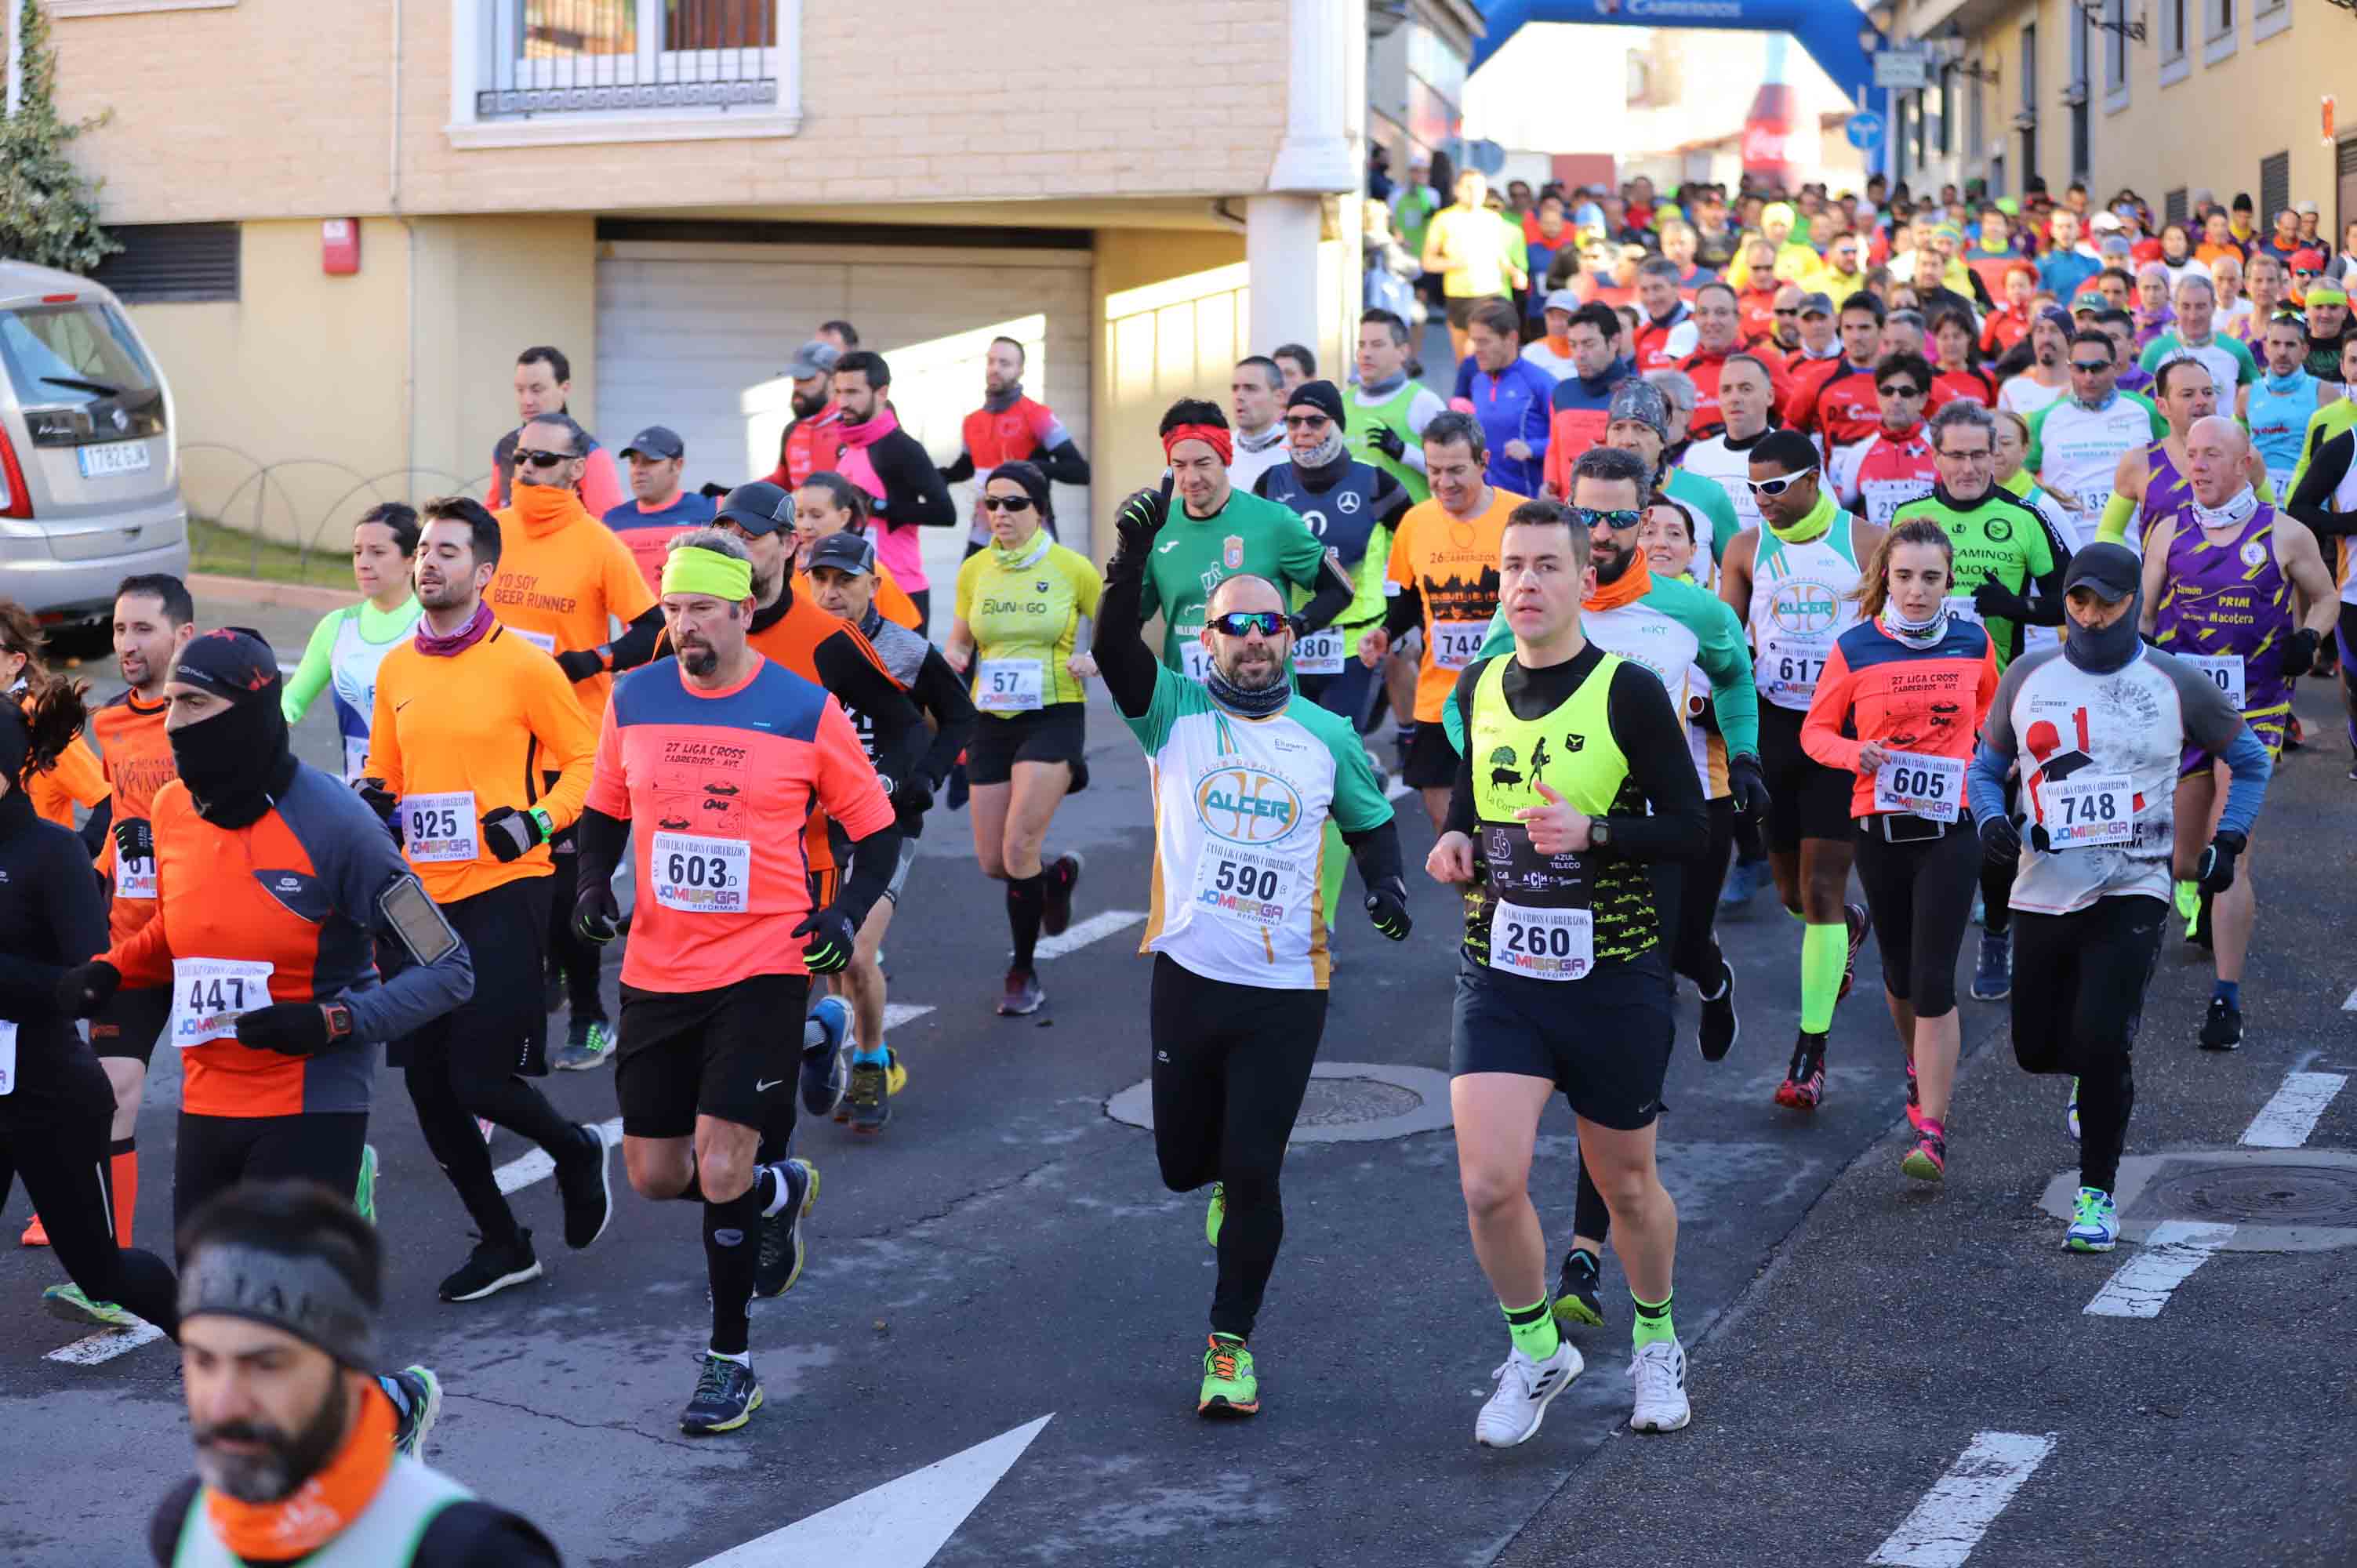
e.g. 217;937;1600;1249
1589;818;1614;850
320;1002;354;1040
529;806;555;841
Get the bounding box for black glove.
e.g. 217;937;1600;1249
1113;483;1170;554
1971;579;2033;623
573;877;621;945
891;772;935;818
111;816;153;868
481;805;548;864
699;481;732;500
2027;818;2052;854
2282;626;2322;680
234;1003;341;1057
56;960;121;1018
2196;829;2246;895
792;905;858;975
555;648;606;683
1365;874;1412;941
1727;753;1772;821
1369;425;1407;462
353;777;399;827
1978;811;2021;867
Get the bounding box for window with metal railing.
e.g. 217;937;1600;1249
475;0;779;119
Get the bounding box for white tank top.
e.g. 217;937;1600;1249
1680;436;1765;535
1748;514;1865;710
170;1458;475;1567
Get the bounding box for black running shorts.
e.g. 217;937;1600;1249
87;984;172;1066
1449;949;1675;1131
1756;701;1858;851
617;972;810;1139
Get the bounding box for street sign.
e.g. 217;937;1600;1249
1845;111;1887;151
1872;49;1930;89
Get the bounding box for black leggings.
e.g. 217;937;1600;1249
1853;819;1980;1018
0;1069;178;1334
2012;895;2167;1195
173;1110;369;1241
544;828;605;1022
1977;774;2021;936
1147;953;1327;1341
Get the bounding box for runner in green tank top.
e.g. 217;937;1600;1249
1346;310;1448;506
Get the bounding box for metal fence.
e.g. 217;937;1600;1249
474;0;778;120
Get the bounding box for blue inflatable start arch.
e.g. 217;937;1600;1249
1468;0;1877;110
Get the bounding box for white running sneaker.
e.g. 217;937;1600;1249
1474;1341;1582;1448
1628;1338;1691;1432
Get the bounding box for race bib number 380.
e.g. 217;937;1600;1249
1291;627;1345;676
1488;902;1593;982
169;958;274;1050
2043;772;2134;848
651;831;750;914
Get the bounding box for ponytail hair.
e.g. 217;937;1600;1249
16;675;89;785
798;471;870;531
1852;517;1955;622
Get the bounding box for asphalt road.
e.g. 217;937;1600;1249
2;579;2351;1567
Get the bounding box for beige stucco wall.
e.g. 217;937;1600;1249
53;0;1295;225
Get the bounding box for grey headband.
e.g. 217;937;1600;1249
178;1243;379;1369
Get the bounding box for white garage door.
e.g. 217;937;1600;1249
595;240;1093;559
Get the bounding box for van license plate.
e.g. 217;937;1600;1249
78;441;151;478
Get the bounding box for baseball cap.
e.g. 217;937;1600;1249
2069;293;2105;316
2290;248;2327;272
2090;211;2123;234
2098;235;2134;258
1542;287;1585;315
619;424;684;461
2296;200;2319;216
782;339;842;382
2063;543;2140;604
1796;292;1834;318
714;481;797;536
807;532;877;577
2036;305;2075;332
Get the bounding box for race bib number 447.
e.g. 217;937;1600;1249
169;958;274;1050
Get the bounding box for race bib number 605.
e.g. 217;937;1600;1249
1873;750;1963;822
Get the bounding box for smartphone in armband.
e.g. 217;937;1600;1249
379;875;462;967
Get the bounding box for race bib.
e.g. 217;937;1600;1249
342;735;372;784
650;830;750;914
2181;653;2246;711
114;825;158;900
402;791;479;863
0;1020;15;1097
1943;595;1984;626
1874;750;1964;822
1762;638;1832;699
1431;620;1487;672
1292;627;1345;676
2043;771;2134;848
975;658;1045;713
1862;478;1934;525
1189;843;1294;930
1180;639;1212;684
512;627;557;655
167;958;274;1050
1488;902;1594;982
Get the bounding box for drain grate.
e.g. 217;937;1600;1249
2128;1160;2357;1228
1293;1076;1423;1128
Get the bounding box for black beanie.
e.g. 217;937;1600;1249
1286;379;1348;433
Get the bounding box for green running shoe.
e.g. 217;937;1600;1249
2174;878;2199;929
354;1143;379;1226
1206;1182;1225;1249
551;1018;613;1073
1198;1334;1258;1417
42;1282;139;1329
1553;1247;1604;1328
2066;1186;2119;1252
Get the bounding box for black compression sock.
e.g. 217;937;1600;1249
704;1185;762;1357
1007;872;1047;971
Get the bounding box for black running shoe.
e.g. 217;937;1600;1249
1698;956;1738;1062
1041;853;1084;938
1838;902;1871;1003
680;1353;763;1435
1552;1247;1604;1328
752;1159;819;1298
555;1123;613;1250
2199;996;2243;1051
438;1230;543;1302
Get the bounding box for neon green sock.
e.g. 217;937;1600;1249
1321;818;1347;929
1631;1290;1676;1349
1800;921;1845;1033
1503;1297;1560;1362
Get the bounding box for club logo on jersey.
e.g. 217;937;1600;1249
1338;488;1362;514
1768;580;1843;633
2239;539;2268;568
1223;535;1244;570
1985;517;2013;543
1195;765;1302;844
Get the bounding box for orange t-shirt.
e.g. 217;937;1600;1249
1386;488;1524;722
92;691;174;946
488;489;659;719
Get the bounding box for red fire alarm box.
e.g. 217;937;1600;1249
322;218;361;276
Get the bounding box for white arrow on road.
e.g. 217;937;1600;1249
692;1414;1051;1566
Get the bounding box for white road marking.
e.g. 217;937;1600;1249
45;1320;166;1366
1033;909;1143;961
691;1413;1051;1566
2242;1071;2348;1148
496;1116;623;1196
1385;776;1415;800
2342;985;2357;1012
2083;1220;2237;1319
881;1002;935;1030
1868;1431;2058;1567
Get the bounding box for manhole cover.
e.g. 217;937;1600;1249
1293;1076;1423;1127
2129;1161;2357;1228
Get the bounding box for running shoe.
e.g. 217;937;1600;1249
438;1229;543;1302
2065;1186;2119;1252
1774;1036;1827;1111
800;995;851;1117
945;759;970;813
2199;996;2243;1051
1837;902;1871;1002
354;1143;378;1226
1553;1247;1604;1329
997;965;1044;1016
1697;956;1738;1062
550;1017;612;1073
2066;1077;2081;1142
680;1353;764;1435
1475;1340;1582;1448
1041;853;1084;938
42;1283;138;1329
1628;1338;1692;1433
1206;1181;1225;1249
383;1366;441;1461
20;1214;47;1247
555;1122;614;1250
2286;714;2305;752
2174;877;2199;930
1718;855;1766;910
1905;1061;1925;1133
1901;1129;1947;1183
2187;888;2214;950
1198;1334;1259;1417
753;1158;819;1298
847;1054;894;1134
1971;929;2011;1001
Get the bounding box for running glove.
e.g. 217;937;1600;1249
234;1003;347;1057
1113;485;1168;552
1727;753;1772;820
891;772;935;818
554;648;608;682
573;880;622;945
792;906;858;975
481;805;548;863
1977;812;2022;866
1970;581;2034;624
354;777;399;827
1366;874;1413;941
2282;627;2322;680
2196;830;2245;895
55;960;121;1018
1369;425;1407;462
111;816;153;868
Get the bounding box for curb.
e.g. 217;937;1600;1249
187;572;350;612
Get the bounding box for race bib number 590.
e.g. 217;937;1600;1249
1191;844;1292;929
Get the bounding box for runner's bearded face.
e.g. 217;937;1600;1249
1574;475;1644;579
413;521;491;615
182;1317;354;1504
1169;438;1229;517
984;340;1022;397
806;564;872;622
718;519;787;601
112;590;191;699
664;592;749;681
789;374;829;420
1203;579;1291;691
832;368;881;424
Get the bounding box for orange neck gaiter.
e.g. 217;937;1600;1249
508;481;584;538
207;1380;395;1562
1585;544;1653;614
1542;332;1574;361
